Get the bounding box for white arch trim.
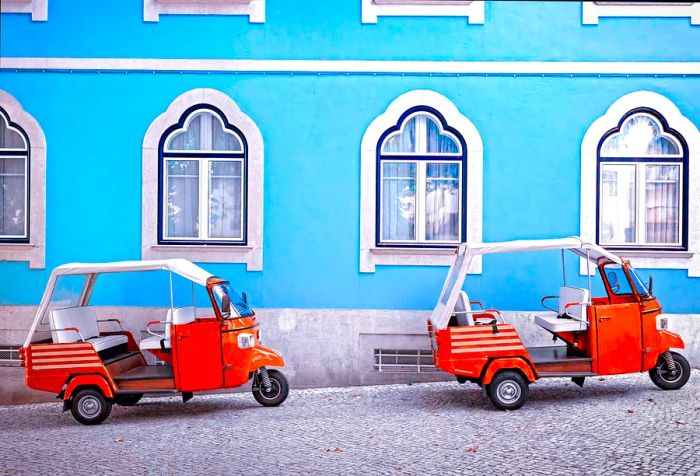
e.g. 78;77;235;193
360;89;483;273
0;90;46;269
580;90;700;276
142;88;264;271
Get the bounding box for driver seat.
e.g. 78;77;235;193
139;309;173;351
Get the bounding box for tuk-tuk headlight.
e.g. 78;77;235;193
237;333;255;349
656;315;668;331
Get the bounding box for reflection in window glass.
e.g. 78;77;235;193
604;264;633;295
382;162;416;241
425;163;459;241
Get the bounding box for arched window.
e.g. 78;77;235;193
597;109;688;249
377;108;466;246
159;106;247;244
0;108;29;242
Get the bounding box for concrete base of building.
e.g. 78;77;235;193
1;305;698;405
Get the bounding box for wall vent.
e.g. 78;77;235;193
373;348;437;373
0;345;21;366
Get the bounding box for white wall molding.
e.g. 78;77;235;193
362;0;484;24
143;0;264;23
582;1;700;25
0;0;47;21
3;57;700;76
580;90;700;276
360;89;483;273
0;90;46;269
142;88;264;270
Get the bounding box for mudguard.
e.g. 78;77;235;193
659;330;685;351
63;374;114;401
481;357;538;385
249;345;285;371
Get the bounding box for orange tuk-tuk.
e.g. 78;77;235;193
428;237;690;410
20;259;288;425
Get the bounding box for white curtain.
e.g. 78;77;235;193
166;160;199;238
381;162;415;241
645;165;679;244
425;163;459;241
600;164;636;243
0;157;25;237
426;118;459;154
209;161;243;239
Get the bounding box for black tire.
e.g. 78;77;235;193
485;370;529;410
70;388;112;425
253;369;289;407
649;351;691;390
456;375;467;384
114;393;143;406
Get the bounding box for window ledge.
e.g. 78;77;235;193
0;242;44;269
616;250;693;260
144;244;260;271
361;245;481;273
370;246;457;256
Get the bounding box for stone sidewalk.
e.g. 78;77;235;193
1;371;699;475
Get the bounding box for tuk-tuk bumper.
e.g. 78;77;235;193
658;329;685;351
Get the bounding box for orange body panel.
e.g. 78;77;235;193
172;319;224;392
64;374;114;400
482;357;537;385
594;302;643;374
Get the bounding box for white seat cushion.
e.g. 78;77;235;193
558;286;589;320
535;314;588;333
87;335;128;352
454;291;474;326
172;306;196;325
50;307;100;343
139;335;171;351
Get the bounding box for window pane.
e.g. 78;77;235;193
600;164;636;244
209;161;243;239
604;264;633;296
212;119;243;151
0;157;26;237
426;117;459;154
167;114;202;151
381;162;416;241
600;113;680;157
0;116;25;150
166;160;199;238
645;165;679;244
425;163;460;241
382;116;418;154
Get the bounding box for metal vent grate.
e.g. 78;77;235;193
374;348;437;373
0;345;21;366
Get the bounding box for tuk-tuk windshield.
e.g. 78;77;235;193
212;282;254;318
628;265;651;297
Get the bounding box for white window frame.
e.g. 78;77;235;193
0;90;46;269
162;110;246;243
0;0;48;21
362;0;484;24
144;0;265;23
143;88;264;271
580;90;700;276
360;90;483;273
582;1;700;25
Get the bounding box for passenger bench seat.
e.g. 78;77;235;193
50;306;128;352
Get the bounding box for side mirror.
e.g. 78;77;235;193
647;274;654;295
607;271;620;292
242;291;248;305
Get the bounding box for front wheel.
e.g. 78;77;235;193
649;351;690;390
253;369;289;407
70;388;112;425
485;370;529;410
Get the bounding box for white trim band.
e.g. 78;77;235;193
2;58;700;76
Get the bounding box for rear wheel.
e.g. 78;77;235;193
485;370;529;410
649;351;690;390
70;388;112;425
253;369;289;407
114;393;143;406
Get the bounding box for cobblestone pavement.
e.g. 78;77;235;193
1;371;699;475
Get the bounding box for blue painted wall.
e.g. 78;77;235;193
1;2;699;313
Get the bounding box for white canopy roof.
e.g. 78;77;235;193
52;259;214;286
24;259;214;347
429;237;622;330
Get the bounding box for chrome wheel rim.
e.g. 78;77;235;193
658;360;683;383
496;380;521;404
260;380;281;400
78;396;101;418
